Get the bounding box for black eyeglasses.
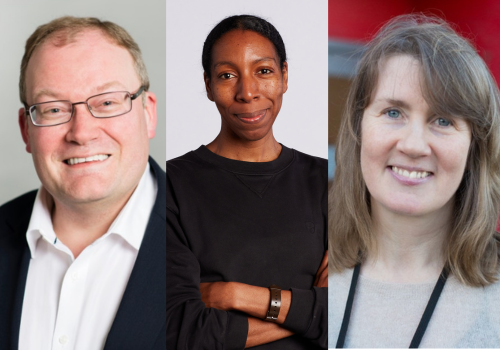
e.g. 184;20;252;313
25;86;145;127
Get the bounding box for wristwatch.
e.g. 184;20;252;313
265;284;281;322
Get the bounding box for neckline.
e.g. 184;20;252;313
193;144;294;175
336;263;448;348
358;273;439;286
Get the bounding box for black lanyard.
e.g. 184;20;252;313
336;264;448;348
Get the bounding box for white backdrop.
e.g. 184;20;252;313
0;0;165;206
166;0;328;160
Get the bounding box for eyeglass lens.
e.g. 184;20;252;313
30;91;132;126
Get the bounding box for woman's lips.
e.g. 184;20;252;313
235;109;267;124
388;165;433;186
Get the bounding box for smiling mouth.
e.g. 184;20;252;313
64;154;110;165
391;166;432;179
235;109;267;123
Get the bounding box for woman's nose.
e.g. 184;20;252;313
396;121;432;158
235;73;260;103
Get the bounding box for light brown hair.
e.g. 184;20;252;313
329;14;500;287
19;16;149;105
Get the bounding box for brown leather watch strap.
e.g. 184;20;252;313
265;284;281;322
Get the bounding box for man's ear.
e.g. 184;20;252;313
282;61;288;94
204;72;214;102
143;92;157;139
19;108;32;153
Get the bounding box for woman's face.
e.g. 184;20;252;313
205;30;288;142
360;55;471;218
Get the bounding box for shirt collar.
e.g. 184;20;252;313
26;163;157;258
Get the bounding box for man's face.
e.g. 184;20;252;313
19;29;157;208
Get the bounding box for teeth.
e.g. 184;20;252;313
392;166;430;179
67;154;109;165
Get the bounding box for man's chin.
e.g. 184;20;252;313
48;182;115;207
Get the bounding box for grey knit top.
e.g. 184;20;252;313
329;268;500;348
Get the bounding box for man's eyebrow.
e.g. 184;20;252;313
94;81;127;93
213;57;277;69
31;81;128;103
372;98;411;110
32;89;60;103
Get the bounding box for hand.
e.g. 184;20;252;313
313;250;328;288
200;281;234;310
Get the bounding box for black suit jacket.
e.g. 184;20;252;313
0;157;166;350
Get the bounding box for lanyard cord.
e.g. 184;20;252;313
336;264;448;348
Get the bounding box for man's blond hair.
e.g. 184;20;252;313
19;16;150;105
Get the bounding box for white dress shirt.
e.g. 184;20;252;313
19;164;157;350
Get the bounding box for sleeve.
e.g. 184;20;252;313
281;287;328;349
167;190;248;350
280;159;328;349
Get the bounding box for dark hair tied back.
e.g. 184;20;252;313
202;15;287;78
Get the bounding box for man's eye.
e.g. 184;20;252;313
43;107;64;114
103;101;113;106
260;69;272;74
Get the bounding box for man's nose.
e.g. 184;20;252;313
65;102;100;145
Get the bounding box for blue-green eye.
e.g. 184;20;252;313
436;117;451;126
386;109;400;118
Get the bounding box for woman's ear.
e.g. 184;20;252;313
204;72;214;101
282;61;288;94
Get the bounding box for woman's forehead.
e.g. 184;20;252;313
211;30;278;64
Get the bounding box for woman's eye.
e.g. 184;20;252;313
436;117;451;127
386;109;400;118
220;73;234;79
259;68;272;74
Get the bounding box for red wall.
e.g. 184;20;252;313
328;0;411;42
329;0;500;79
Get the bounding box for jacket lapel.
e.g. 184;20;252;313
0;190;36;350
104;158;166;349
10;247;30;350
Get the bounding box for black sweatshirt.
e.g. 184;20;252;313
167;145;328;349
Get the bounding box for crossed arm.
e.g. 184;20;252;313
200;250;328;348
167;199;328;349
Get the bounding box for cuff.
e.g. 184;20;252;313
225;311;248;350
281;287;315;335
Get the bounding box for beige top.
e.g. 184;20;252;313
329;268;500;348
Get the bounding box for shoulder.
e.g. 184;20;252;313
0;190;37;245
166;147;220;189
166;147;207;175
290;148;328;169
285;147;328;185
147;157;166;221
0;190;38;219
288;147;328;176
149;156;166;179
328;268;353;348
